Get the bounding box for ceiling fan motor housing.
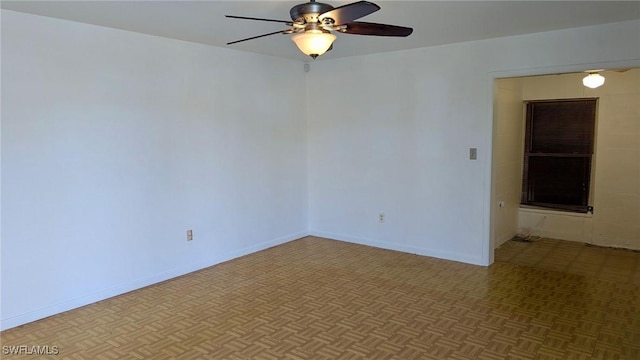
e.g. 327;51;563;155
227;0;413;59
290;2;334;23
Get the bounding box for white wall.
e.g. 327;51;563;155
2;10;640;331
492;78;523;248
1;10;308;330
306;20;640;266
517;69;640;249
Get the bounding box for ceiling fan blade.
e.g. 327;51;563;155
319;1;380;25
341;22;413;37
226;15;292;25
227;30;290;45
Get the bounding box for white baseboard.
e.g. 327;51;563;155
3;230;489;330
310;230;486;266
0;231;308;331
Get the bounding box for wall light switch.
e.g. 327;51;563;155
187;230;193;241
469;148;477;160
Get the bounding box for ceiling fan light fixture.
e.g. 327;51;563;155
291;30;336;58
582;72;605;88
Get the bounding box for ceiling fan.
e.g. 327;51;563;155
226;0;413;59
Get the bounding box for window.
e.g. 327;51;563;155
521;99;597;213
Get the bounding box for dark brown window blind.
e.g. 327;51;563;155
521;99;597;213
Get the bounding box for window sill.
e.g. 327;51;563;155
519;205;593;218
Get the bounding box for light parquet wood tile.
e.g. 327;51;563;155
2;236;639;359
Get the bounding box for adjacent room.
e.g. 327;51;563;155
2;1;639;358
492;69;640;252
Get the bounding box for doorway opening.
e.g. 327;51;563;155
490;68;640;261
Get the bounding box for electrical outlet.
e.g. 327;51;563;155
187;230;193;241
378;213;385;223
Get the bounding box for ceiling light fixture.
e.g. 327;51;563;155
291;30;336;59
582;72;605;89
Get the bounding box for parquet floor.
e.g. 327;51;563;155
2;236;639;359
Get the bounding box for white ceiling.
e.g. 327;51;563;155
2;1;639;62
